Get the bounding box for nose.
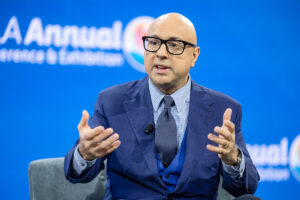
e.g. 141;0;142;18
156;43;168;59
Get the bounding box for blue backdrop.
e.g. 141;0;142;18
0;0;299;199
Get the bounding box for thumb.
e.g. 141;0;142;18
78;110;89;129
223;108;232;125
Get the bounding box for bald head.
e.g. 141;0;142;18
147;13;197;44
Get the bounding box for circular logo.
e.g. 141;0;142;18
123;16;154;73
289;134;300;182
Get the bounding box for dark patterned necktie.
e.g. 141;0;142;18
155;95;178;168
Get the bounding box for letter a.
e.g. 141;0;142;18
0;16;22;45
24;17;44;46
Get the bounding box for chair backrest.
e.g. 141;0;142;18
28;157;234;200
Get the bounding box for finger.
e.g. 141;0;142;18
98;133;120;148
90;127;114;144
84;126;105;140
206;144;225;154
105;140;121;154
93;140;121;158
223;108;232;125
208;133;229;146
94;134;120;154
224;120;235;133
78;110;89;130
214;126;232;141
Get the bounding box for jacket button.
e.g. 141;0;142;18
164;174;170;179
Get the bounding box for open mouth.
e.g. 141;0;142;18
154;64;170;73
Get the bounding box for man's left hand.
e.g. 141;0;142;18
206;108;239;166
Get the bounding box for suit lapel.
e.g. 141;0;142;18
175;81;216;191
123;77;165;187
123;79;218;190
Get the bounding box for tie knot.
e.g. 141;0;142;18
163;95;175;109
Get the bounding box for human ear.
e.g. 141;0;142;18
191;47;200;67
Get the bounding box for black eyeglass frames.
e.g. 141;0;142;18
142;36;196;55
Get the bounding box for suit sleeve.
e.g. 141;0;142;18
221;103;260;196
64;93;109;183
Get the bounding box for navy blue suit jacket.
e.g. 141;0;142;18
64;77;259;199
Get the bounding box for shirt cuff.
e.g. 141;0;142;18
72;145;96;175
222;148;245;178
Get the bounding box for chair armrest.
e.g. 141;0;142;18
28;157;106;200
217;176;235;200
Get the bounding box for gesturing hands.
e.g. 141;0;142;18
77;110;121;161
206;108;239;166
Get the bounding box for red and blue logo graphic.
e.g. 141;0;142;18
290;134;300;182
123;16;154;73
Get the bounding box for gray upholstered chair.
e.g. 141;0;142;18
28;158;234;200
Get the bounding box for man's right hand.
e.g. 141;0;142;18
77;110;121;161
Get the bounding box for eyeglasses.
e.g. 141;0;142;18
142;36;196;55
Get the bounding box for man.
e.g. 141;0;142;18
65;13;260;199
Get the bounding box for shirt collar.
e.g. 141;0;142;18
148;76;191;112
